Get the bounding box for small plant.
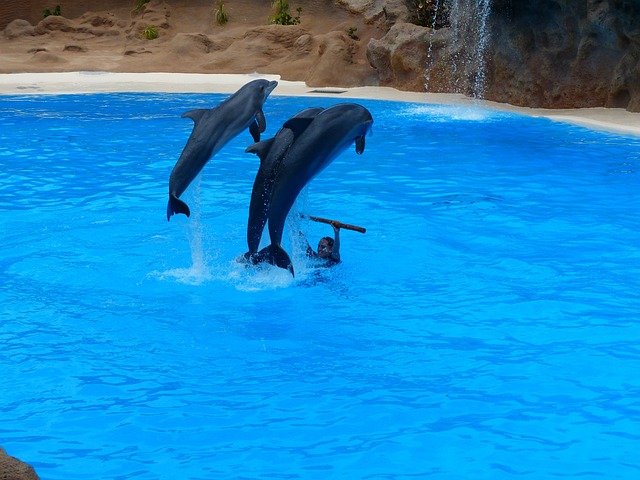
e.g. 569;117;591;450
414;0;451;29
347;27;359;40
141;25;158;40
270;0;301;26
132;0;151;14
215;2;229;25
43;5;61;18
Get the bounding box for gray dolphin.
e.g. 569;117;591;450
243;107;325;261
253;103;374;276
167;79;278;221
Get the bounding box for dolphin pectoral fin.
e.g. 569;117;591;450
246;138;275;161
249;119;261;143
250;109;269;142
355;136;366;154
181;109;208;124
254;245;295;277
167;194;191;221
256;110;267;133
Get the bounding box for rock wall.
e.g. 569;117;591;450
0;0;129;29
366;0;640;112
0;0;380;87
486;0;640;110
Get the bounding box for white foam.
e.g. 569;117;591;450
402;104;502;122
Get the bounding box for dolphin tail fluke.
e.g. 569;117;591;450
167;195;191;221
254;244;295;277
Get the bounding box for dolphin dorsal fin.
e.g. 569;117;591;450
282;117;316;138
181;109;208;124
246;138;275;163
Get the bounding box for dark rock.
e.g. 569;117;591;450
485;0;640;111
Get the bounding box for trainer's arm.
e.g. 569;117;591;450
331;224;341;262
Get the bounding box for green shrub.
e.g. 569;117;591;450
141;25;158;40
132;0;151;14
270;0;301;26
43;5;61;18
347;27;359;40
215;2;229;25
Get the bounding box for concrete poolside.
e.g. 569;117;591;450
1;72;639;137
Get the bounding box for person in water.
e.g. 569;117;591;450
301;223;341;265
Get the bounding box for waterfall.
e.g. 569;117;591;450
424;0;492;99
423;0;445;92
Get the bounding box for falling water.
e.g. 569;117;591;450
425;0;492;98
423;0;445;92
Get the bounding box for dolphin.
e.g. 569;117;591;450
167;79;278;221
253;103;374;276
243;107;325;261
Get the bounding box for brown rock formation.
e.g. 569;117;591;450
0;0;379;88
367;22;432;91
0;446;39;480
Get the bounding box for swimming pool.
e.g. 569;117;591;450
1;92;639;479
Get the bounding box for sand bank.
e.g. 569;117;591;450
1;72;639;137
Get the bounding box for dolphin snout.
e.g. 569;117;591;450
365;119;374;135
266;80;278;97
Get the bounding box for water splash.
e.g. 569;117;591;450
401;103;503;122
151;176;219;285
228;262;295;291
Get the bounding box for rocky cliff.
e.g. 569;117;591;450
366;0;640;111
486;0;640;110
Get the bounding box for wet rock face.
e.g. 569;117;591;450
366;0;640;111
486;0;640;111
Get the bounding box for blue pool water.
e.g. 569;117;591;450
1;92;639;479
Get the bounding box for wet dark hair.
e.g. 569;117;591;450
321;236;334;248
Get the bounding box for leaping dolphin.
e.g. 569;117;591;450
167;79;278;221
244;107;325;261
252;103;374;276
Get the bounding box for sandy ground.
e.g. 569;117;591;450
1;72;640;137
